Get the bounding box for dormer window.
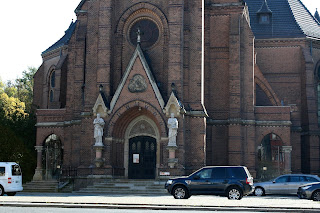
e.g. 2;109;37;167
257;0;272;25
259;14;270;24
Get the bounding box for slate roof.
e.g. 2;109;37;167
315;9;320;23
42;21;77;55
244;0;320;39
257;0;272;14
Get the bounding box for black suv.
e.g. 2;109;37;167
165;166;254;200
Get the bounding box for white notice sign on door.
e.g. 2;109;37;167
133;154;139;163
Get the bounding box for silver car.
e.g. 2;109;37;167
254;174;320;196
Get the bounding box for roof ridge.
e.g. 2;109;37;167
286;0;304;36
288;0;320;38
296;0;320;26
42;20;77;55
257;0;272;14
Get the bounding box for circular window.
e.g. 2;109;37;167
129;19;159;49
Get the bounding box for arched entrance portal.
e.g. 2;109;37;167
42;134;63;180
124;115;160;179
129;136;156;179
257;133;284;180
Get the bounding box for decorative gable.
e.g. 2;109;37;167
92;92;109;118
164;92;185;118
109;44;165;112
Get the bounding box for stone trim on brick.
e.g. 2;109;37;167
35;120;81;127
109;44;165;112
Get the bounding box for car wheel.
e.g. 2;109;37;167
6;192;16;196
312;190;320;201
173;186;189;199
0;185;4;196
227;187;243;200
254;187;265;196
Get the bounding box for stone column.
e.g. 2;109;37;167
283;146;292;174
167;146;178;169
33;146;44;181
94;145;104;168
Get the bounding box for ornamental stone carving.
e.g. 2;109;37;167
93;113;105;146
167;113;178;147
129;120;156;137
128;74;147;93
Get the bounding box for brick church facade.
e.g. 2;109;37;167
33;0;320;184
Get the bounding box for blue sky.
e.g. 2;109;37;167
0;0;318;83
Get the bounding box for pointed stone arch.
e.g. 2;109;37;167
256;132;292;180
255;64;281;106
42;134;63;180
107;100;167;138
164;92;185;118
124;115;160;178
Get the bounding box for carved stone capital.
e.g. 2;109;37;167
34;146;44;152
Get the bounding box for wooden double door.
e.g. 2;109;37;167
128;136;156;179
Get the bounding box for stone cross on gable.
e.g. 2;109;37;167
136;28;141;43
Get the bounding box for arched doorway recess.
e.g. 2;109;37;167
257;133;284;180
42;134;63;180
124;115;160;179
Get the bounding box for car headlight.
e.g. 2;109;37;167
166;180;173;185
302;185;312;190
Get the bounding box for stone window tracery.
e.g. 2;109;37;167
129;18;160;49
48;70;56;104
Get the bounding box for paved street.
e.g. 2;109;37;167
0;207;274;213
1;193;320;212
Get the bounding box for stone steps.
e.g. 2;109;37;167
23;180;59;193
76;179;167;195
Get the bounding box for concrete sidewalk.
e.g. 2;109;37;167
1;193;320;212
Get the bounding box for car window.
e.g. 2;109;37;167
290;176;301;182
197;169;212;179
212;168;226;179
276;176;289;183
227;167;247;179
306;176;319;182
0;167;5;176
11;165;21;176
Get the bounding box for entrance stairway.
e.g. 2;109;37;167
22;180;59;193
75;179;167;195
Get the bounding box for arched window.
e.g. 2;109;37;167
48;70;55;105
49;90;54;102
129;19;160;49
50;71;56;88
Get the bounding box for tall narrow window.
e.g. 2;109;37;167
48;70;56;105
50;90;54;102
51;71;56;88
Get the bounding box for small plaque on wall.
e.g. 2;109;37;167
160;172;170;176
133;154;140;163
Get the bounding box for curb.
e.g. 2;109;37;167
1;202;320;212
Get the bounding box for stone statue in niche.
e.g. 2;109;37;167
168;113;178;147
128;74;147;93
93;113;105;146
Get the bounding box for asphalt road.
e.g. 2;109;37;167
1;193;320;212
0;207;277;213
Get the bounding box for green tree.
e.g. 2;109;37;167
4;80;18;98
0;77;4;94
0;67;37;183
0;93;27;120
15;67;37;112
0;124;36;182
